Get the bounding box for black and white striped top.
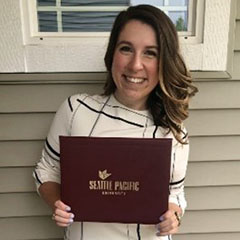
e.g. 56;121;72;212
34;93;189;240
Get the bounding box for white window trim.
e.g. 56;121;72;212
20;0;234;75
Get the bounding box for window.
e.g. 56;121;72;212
24;0;198;40
20;0;234;74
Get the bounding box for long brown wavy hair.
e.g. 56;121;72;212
103;4;198;144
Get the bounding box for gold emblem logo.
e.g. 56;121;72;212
98;169;111;180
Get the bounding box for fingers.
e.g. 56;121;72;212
156;210;180;236
55;199;71;211
52;200;74;227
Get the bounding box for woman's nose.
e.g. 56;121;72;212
127;54;143;72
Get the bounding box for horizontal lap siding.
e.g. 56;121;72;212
1;84;240;240
185;161;240;186
0;205;239;236
190;81;240;109
190;136;240;161
0;193;52;217
0;161;239;192
236;21;240;50
0;83;103;113
2;212;240;239
185;109;240;136
1;193;240;235
175;233;240;240
1;186;239;217
0;217;63;240
0;140;44;167
185;186;240;210
1;81;240;113
1;109;240;141
1;136;239;168
180;210;240;233
0;83;240;239
233;51;240;78
0;167;35;192
0;113;53;140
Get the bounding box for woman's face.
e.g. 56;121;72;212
111;20;159;110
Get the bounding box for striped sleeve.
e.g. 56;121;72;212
33;95;77;192
168;138;189;215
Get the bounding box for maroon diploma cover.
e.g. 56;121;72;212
60;136;172;224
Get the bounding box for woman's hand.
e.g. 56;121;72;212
156;203;182;236
52;200;75;227
38;182;74;227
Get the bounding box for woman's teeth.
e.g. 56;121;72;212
126;76;145;83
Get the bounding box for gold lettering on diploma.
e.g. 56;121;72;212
89;170;140;196
89;180;113;191
114;181;139;191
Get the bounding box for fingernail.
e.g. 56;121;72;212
159;216;164;221
70;213;75;219
66;206;71;211
69;218;74;223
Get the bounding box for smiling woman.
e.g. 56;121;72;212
33;4;198;240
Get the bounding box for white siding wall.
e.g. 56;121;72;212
0;2;240;240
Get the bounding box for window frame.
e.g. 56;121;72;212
20;0;234;75
22;0;200;43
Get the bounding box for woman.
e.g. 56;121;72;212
34;4;198;240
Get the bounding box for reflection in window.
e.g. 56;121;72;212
38;11;57;32
169;11;188;31
169;0;187;6
62;12;119;32
61;0;129;6
131;0;164;5
38;0;56;6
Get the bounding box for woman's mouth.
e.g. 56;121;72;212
124;75;145;83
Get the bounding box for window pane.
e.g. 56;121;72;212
62;12;119;32
61;0;129;6
38;12;58;32
169;11;187;31
130;0;164;5
169;0;188;6
37;0;56;6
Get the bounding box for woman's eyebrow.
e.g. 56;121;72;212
116;40;132;46
117;41;158;49
146;46;158;50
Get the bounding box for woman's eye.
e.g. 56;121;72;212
145;50;158;58
119;46;132;53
